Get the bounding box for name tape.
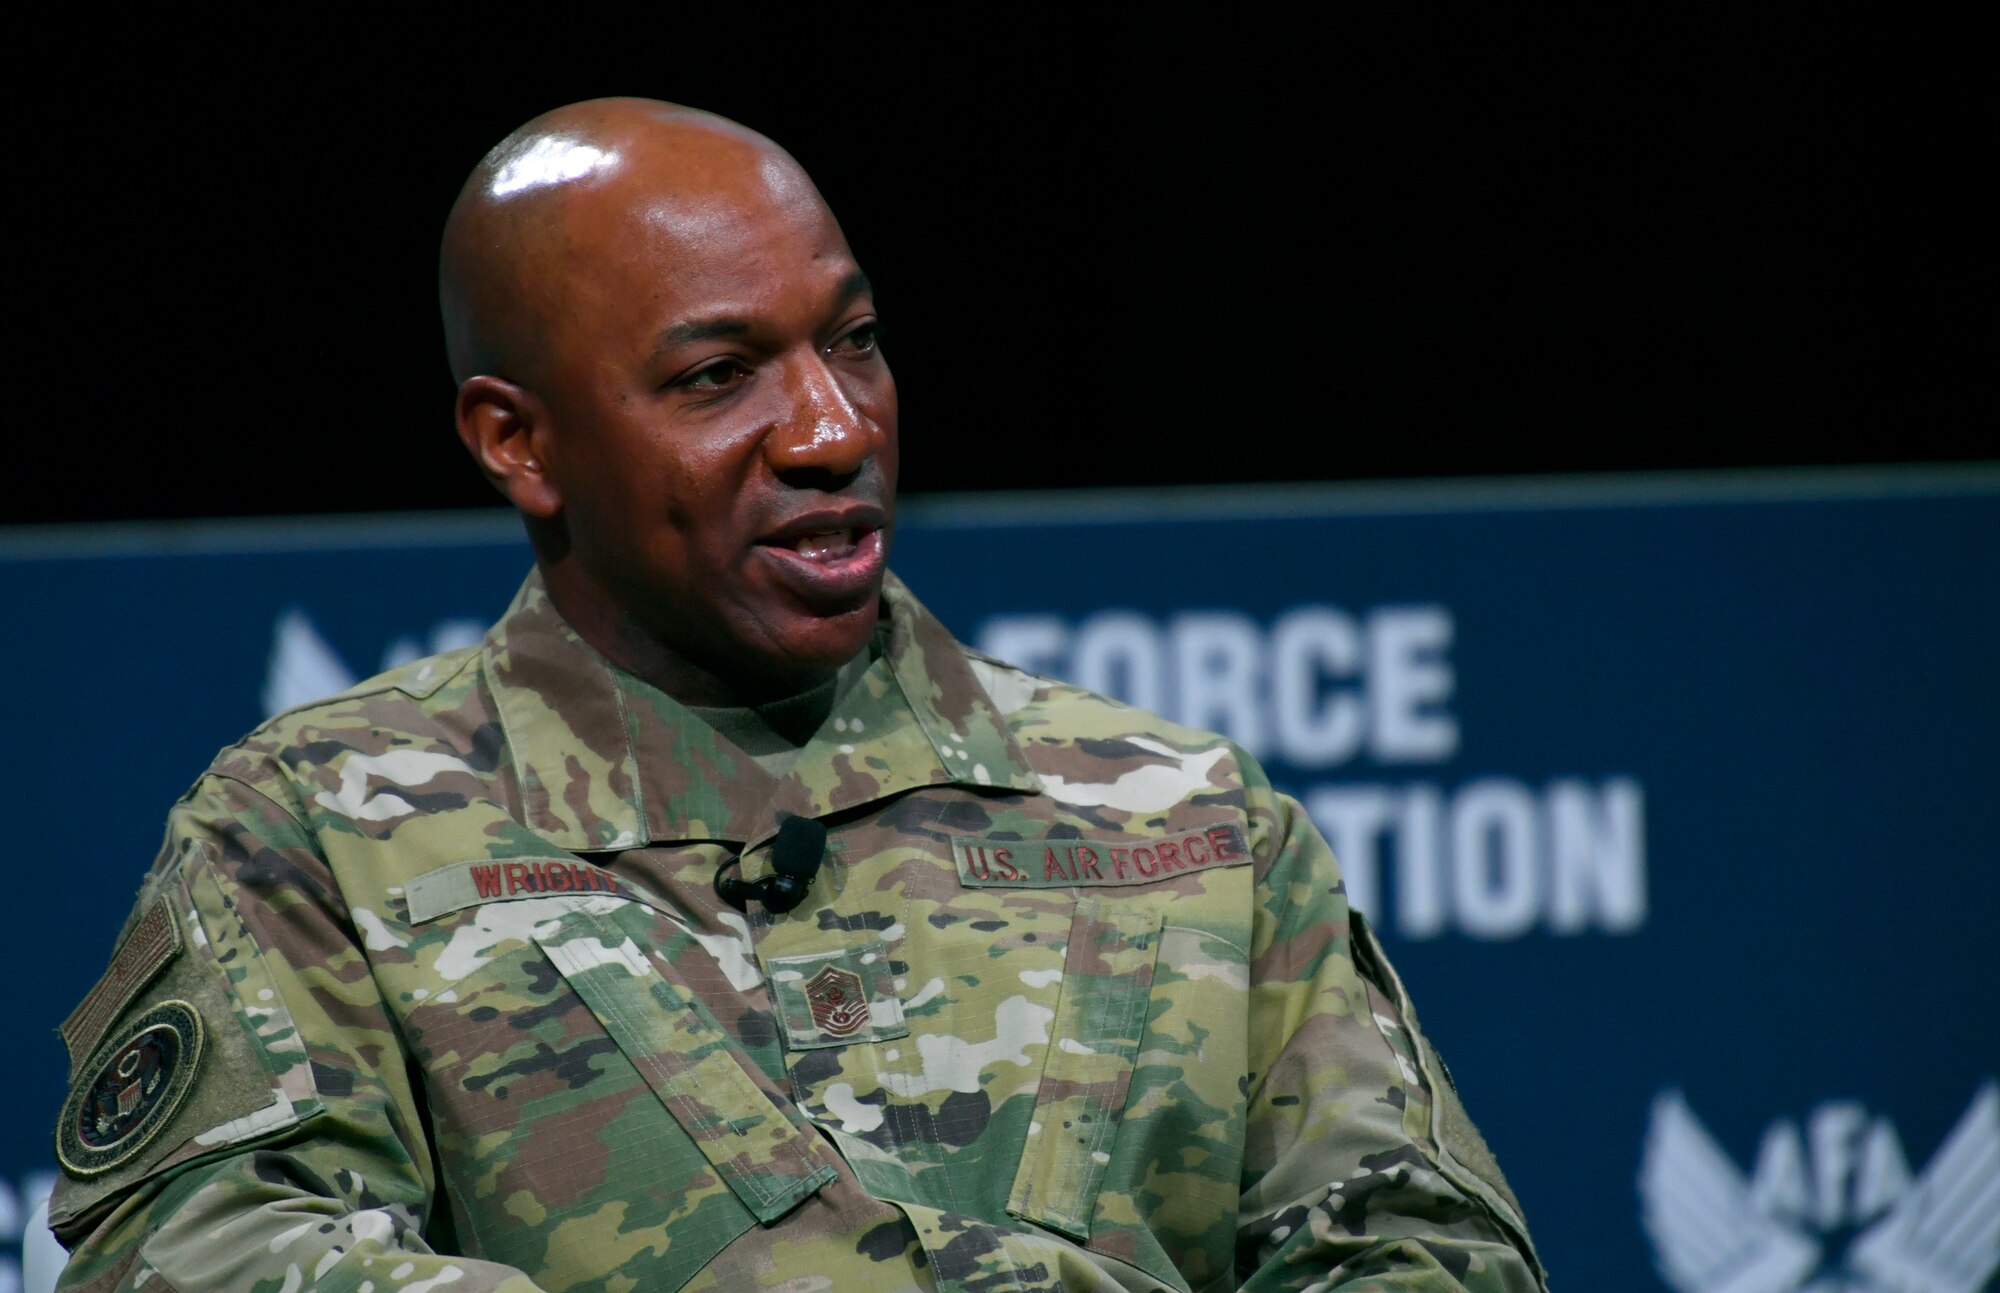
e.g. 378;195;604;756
950;824;1251;888
406;857;633;924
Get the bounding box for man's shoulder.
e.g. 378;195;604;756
958;643;1259;790
204;644;490;793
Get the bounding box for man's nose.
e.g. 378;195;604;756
764;355;874;482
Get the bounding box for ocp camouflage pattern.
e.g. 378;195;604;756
49;572;1546;1292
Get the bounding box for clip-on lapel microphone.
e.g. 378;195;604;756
714;815;827;914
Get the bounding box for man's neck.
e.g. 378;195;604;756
683;646;876;775
537;559;853;707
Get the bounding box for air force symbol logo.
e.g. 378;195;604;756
1639;1083;1999;1293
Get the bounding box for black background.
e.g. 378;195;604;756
23;13;1995;525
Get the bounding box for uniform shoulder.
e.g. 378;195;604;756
205;644;486;787
960;645;1240;759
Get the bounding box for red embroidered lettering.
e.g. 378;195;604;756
470;864;503;899
1111;848;1131;879
547;864;573;891
1157;840;1184;871
965;847;993;881
503;862;530;894
1134;846;1157;877
1183;834;1210;865
994;848;1019;880
1075;846;1103;879
1208;825;1244;862
1045;847;1071;882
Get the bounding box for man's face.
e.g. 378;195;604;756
529;156;897;700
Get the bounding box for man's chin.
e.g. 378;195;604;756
736;601;881;698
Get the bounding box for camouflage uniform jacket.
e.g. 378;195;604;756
50;572;1545;1293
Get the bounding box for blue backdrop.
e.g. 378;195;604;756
3;469;1994;1292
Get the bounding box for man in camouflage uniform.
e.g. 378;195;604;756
48;100;1546;1292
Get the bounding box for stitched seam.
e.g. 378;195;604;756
863;805;919;1164
604;667;649;836
1048;906;1145;1231
555;912;798;1209
609;924;794;1208
1074;914;1151;1223
1015;898;1087;1223
596;953;782;1207
1028;899;1091;1221
919;801;965;1218
204;772;314;841
1161;920;1247;960
647;934;831;1205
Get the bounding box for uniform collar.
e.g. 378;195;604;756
480;568;1040;853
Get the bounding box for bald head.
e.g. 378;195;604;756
438;98;895;704
439;98;823;388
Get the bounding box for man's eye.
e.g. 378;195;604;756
833;322;884;355
680;359;747;391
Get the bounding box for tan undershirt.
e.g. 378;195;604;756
683;642;878;780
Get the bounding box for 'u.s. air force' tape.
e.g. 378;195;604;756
950;824;1250;887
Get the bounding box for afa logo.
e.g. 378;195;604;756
263;608;487;717
1639;1083;1999;1293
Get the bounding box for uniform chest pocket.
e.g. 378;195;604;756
534;902;839;1221
1005;899;1163;1240
1003;904;1256;1293
771;897;1201;1280
1051;919;1251;1291
400;888;835;1293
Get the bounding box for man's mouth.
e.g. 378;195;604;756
787;529;863;562
756;509;889;607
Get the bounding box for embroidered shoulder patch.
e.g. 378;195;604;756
57;1000;204;1178
951;825;1251;888
60;899;181;1071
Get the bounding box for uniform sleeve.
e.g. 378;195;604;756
49;772;547;1293
1233;771;1548;1292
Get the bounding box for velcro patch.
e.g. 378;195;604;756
951;825;1251;888
57;999;204;1178
767;941;908;1049
60;899;181;1071
405;857;634;924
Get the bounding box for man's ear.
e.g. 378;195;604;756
455;376;561;519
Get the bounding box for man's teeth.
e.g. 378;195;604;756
790;529;857;560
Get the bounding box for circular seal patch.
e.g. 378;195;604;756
57;1000;203;1178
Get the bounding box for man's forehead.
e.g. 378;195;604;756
536;136;836;272
441;100;848;385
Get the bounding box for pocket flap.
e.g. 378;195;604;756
534;905;837;1224
1007;899;1163;1241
